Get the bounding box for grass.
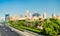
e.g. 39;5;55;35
19;26;41;33
9;23;42;34
10;24;41;33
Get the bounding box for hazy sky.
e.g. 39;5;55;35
0;0;60;19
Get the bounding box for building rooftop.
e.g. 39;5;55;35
32;12;40;17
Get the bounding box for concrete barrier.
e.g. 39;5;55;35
9;26;27;36
9;26;35;36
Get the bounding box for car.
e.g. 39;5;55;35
2;25;8;32
1;24;4;27
10;28;14;32
8;26;14;32
2;25;14;32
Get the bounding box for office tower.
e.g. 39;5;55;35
52;13;56;18
43;13;46;19
26;10;29;17
29;12;32;18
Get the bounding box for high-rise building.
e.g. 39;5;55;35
52;13;56;18
29;12;32;18
26;10;29;17
43;13;46;19
13;14;18;21
52;14;60;19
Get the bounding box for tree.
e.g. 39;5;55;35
43;18;60;36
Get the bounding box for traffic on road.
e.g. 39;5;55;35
0;24;21;36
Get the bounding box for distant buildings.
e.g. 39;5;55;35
52;14;60;19
26;10;29;17
5;10;48;21
0;17;5;23
42;13;46;19
30;12;41;21
8;16;12;21
32;12;40;17
12;14;18;21
20;14;23;18
52;13;56;18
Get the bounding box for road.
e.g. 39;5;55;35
0;26;21;36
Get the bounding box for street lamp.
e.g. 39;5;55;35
5;14;9;25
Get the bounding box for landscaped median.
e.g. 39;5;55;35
8;24;43;36
8;18;60;36
16;26;41;33
8;20;42;34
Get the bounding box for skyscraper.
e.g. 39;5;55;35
29;12;32;18
26;10;29;17
43;13;46;19
52;13;56;18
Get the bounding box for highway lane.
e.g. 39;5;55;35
0;26;22;36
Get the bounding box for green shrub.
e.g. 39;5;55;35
43;18;60;36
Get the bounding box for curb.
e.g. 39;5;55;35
25;30;44;36
9;26;35;36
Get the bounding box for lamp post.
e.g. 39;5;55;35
5;14;9;25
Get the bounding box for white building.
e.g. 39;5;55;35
43;13;46;19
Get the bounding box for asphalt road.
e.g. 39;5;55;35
0;26;21;36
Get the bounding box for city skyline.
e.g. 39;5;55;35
0;0;60;20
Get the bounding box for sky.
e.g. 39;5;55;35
0;0;60;20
